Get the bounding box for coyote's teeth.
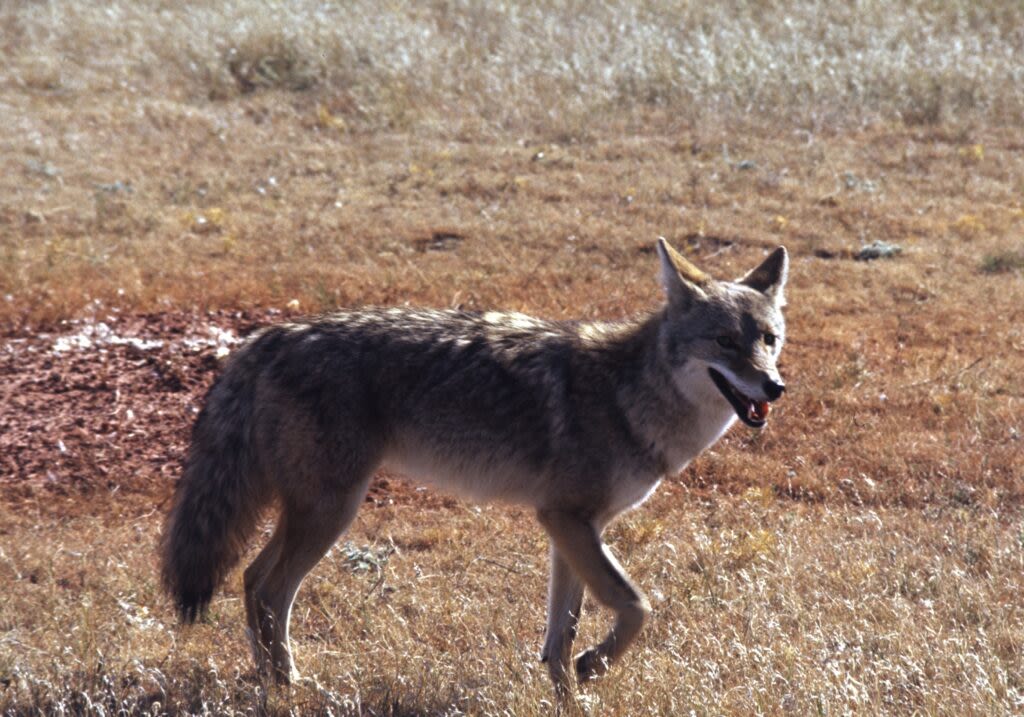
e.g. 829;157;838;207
749;401;770;422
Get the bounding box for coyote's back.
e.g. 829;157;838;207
160;239;790;697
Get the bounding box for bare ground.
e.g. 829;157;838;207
0;310;442;517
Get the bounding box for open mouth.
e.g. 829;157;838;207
708;368;771;428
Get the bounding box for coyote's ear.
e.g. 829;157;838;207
656;237;708;308
740;246;788;304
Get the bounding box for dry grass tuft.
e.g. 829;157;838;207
980;250;1024;274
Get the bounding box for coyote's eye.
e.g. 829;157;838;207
716;336;740;351
764;332;776;347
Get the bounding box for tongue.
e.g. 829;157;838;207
748;401;770;422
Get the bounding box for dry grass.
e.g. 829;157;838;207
3;0;1024;326
2;1;1024;714
4;1;1024;132
2;497;1022;715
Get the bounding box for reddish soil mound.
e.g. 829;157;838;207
0;310;428;516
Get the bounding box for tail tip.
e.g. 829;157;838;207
175;590;213;624
166;585;212;622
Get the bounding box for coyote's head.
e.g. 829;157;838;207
655;238;788;428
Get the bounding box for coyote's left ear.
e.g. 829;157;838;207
740;246;788;305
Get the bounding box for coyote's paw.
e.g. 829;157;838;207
574;648;609;683
276;665;300;686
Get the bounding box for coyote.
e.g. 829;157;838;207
160;239;788;694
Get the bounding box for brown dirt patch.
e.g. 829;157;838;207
0;310;433;517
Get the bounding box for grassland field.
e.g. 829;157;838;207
1;2;1023;715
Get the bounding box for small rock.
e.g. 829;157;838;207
843;171;877;193
96;180;133;194
855;240;902;261
25;159;60;178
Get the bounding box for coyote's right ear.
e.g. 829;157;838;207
656;238;708;308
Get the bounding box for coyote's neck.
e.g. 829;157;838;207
608;311;736;477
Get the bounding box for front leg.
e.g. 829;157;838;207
541;544;585;694
537;510;651;686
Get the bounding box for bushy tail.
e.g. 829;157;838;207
160;364;268;622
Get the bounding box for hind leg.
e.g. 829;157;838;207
245;475;372;684
244;521;286;677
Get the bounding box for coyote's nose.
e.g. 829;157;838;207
763;379;785;401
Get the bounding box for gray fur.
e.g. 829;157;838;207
160;242;789;696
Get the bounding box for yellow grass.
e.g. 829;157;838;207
2;1;1024;714
2;498;1023;715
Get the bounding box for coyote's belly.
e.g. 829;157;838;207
385;438;551;506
